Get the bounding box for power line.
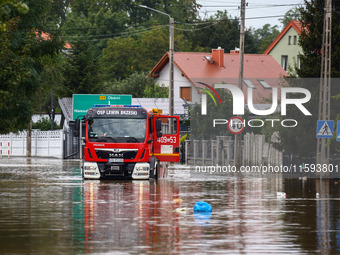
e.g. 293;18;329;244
66;25;168;42
59;25;166;39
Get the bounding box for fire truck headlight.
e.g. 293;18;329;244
83;162;100;179
135;165;150;172
132;163;150;179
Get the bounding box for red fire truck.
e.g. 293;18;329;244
75;105;180;180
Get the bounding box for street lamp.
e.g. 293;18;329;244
139;5;174;133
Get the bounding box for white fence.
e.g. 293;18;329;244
0;130;64;158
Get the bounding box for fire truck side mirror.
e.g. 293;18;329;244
156;119;162;132
157;131;162;138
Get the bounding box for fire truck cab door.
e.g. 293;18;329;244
152;116;180;162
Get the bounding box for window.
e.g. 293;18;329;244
293;35;297;45
180;87;191;101
257;79;271;89
88;118;147;143
281;55;288;71
288;36;292;45
243;79;255;89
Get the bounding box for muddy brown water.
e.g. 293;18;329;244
0;158;339;254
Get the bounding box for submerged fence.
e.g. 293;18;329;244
0;130;64;158
184;133;283;166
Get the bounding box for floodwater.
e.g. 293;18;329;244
0;158;340;254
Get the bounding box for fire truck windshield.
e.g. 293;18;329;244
88;117;147;143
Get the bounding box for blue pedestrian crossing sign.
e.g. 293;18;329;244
337;121;340;141
316;120;334;138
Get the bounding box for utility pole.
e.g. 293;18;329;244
138;5;174;133
169;17;174;134
316;0;332;166
235;0;245;168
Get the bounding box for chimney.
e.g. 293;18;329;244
230;47;240;54
212;47;224;67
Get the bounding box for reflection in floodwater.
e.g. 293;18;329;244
1;159;340;254
79;180;182;254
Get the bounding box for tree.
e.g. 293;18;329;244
0;0;63;134
190;88;245;140
102;72;168;98
279;7;301;27
185;11;258;53
101;25;191;80
0;0;29;31
273;0;340;156
253;24;280;53
186;11;240;52
298;0;340;78
62;41;102;96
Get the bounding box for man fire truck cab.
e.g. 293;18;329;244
75;105;180;180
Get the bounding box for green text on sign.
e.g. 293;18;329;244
72;94;132;120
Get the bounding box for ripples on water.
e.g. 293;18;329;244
0;158;339;254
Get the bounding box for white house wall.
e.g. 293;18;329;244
154;63;200;104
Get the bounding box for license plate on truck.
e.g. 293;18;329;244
109;158;124;163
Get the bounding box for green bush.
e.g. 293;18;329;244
32;117;61;131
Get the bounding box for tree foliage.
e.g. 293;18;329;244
253;24;280;53
102;72;168;98
32;117;61;131
0;0;63;134
1;0;290;134
279;7;301;27
274;0;340;156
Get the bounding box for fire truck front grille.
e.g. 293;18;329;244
95;149;138;160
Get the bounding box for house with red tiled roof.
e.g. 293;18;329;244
264;20;302;73
149;47;288;106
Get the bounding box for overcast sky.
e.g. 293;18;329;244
196;0;306;29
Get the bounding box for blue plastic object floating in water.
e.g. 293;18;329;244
193;201;212;213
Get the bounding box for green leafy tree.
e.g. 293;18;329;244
32;117;61;131
185;11;258;53
254;24;280;53
144;83;168;98
190;88;237;140
62;41;102;96
279;7;301;27
101;26;191;80
0;0;29;31
102;72;167;98
270;0;340;157
0;0;63;134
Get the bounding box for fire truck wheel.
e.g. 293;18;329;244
155;160;160;179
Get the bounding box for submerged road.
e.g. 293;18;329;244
0;157;339;254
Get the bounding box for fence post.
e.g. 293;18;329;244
185;140;190;165
26;123;32;157
202;140;206;165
